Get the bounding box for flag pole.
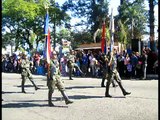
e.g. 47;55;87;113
110;8;114;53
44;2;50;79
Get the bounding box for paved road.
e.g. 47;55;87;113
2;73;158;120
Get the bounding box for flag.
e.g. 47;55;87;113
101;21;106;54
110;9;114;52
44;13;49;35
43;11;51;63
44;28;51;63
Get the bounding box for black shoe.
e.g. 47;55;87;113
105;94;112;97
70;78;73;80
22;90;26;93
113;85;118;87
35;87;40;91
101;85;105;87
49;102;54;107
65;100;73;105
123;92;131;96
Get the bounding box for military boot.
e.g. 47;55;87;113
105;82;112;97
30;78;40;90
117;82;131;96
48;91;54;107
112;80;118;87
21;79;26;93
60;91;73;105
101;78;105;87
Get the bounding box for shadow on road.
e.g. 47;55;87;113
69;95;104;99
2;102;68;108
66;85;102;89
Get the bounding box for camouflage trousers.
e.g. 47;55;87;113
47;74;65;92
107;69;121;84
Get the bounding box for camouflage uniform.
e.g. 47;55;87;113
21;55;39;93
47;52;73;106
67;53;84;80
105;51;131;97
99;53;117;87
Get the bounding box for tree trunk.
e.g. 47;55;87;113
149;0;155;51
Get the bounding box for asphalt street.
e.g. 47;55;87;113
2;73;158;120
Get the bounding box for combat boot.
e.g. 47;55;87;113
30;78;40;90
117;82;131;96
101;78;105;87
60;91;73;105
105;82;112;97
48;91;54;107
21;80;26;93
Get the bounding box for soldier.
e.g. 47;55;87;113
21;54;40;93
99;52;117;87
67;50;84;80
105;49;131;97
47;51;73;106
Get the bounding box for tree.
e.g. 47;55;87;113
2;0;71;53
117;0;148;44
148;0;158;51
62;0;109;42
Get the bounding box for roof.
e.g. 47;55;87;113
75;42;118;50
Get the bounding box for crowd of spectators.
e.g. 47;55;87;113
2;47;158;80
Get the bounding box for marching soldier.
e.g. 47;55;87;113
99;52;117;87
67;50;84;80
105;49;131;97
21;54;40;93
47;51;73;106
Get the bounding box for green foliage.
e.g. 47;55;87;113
62;0;109;35
117;0;148;40
2;0;71;53
117;20;127;44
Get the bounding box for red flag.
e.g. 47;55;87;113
101;21;106;53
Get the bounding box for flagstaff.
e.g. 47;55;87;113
44;1;51;79
110;8;114;52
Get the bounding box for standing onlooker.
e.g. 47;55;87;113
135;52;143;79
141;50;148;79
81;52;88;75
124;53;130;78
126;60;132;79
117;52;125;78
130;52;138;79
89;53;97;77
